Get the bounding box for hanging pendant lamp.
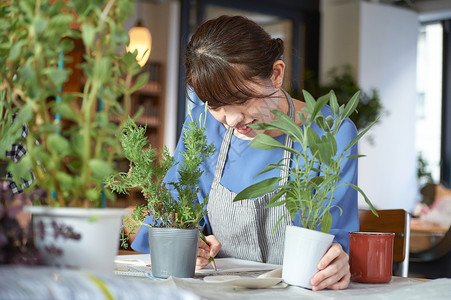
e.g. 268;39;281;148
127;20;151;67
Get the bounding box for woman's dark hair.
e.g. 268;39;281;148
185;15;284;108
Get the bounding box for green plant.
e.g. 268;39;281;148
105;107;215;247
304;65;386;131
417;152;434;184
0;0;147;207
234;90;377;233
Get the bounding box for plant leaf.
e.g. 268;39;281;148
250;123;280;131
329;90;339;115
306;127;321;156
53;102;79;122
89;159;113;180
302;89;316;115
233;177;280;201
48;134;70;156
345;154;366;159
267;187;290;204
249;133;299;154
271;109;303;142
81;23;96;48
297;111;307;125
321;211;332;233
343;119;377;154
310;93;329;121
254;162;284;177
317;133;337;165
346;183;378;217
343;91;360;119
130;72;149;94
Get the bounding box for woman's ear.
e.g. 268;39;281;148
271;60;285;89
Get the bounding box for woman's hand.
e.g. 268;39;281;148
310;243;351;291
196;234;222;270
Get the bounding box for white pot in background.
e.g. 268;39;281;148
24;206;128;273
282;225;334;288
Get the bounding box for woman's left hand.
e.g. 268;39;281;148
309;242;350;291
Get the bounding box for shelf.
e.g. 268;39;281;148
109;62;165;209
138;82;161;95
135;116;160;127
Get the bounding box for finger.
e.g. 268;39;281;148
205;235;222;256
197;247;210;259
326;272;351;290
317;243;343;270
196;256;210;270
311;246;350;291
198;237;211;252
311;266;348;291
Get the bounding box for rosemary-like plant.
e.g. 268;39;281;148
105;106;215;246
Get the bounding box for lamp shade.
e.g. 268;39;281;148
127;25;152;67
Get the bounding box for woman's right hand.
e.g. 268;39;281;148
196;234;222;269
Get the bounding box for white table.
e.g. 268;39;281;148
1;254;450;300
114;254;451;300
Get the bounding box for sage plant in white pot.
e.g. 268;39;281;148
234;90;377;288
105;107;215;278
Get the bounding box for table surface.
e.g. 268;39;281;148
2;254;450;300
113;253;451;300
410;219;449;252
410;219;449;234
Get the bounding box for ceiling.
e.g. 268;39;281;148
380;0;451;22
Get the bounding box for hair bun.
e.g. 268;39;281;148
270;38;284;60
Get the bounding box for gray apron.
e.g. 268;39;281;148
207;89;295;265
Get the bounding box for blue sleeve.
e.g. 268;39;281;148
130;216;151;253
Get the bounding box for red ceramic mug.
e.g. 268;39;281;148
349;232;395;283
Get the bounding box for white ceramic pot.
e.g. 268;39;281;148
24;206;128;273
282;225;335;288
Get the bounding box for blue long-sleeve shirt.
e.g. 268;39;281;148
131;103;359;254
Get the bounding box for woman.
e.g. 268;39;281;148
132;15;359;291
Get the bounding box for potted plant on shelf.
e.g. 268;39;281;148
0;0;147;272
105;107;215;279
234;90;378;288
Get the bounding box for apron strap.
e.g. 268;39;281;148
279;89;294;186
212;127;234;186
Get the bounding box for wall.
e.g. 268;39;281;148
321;0;419;211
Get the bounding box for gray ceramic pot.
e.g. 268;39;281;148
148;227;199;278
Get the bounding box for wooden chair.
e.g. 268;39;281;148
358;209;411;277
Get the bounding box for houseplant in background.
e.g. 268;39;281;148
0;0;148;272
105;107;215;278
304;64;386;140
234;90;378;288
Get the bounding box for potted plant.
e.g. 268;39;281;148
304;64;386;132
0;0;147;272
234;90;378;288
105;107;215;278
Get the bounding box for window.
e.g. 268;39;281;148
416;23;443;184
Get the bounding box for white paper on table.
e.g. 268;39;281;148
114;255;283;284
195;257;281;275
114;254;150;267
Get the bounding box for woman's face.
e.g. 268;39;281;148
208;84;282;139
